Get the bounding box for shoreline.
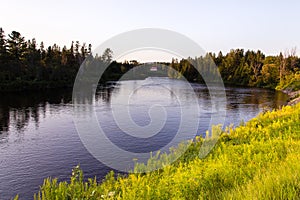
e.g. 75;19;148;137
281;89;300;105
31;101;300;199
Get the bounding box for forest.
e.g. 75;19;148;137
0;28;299;91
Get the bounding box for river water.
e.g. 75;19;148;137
0;77;288;199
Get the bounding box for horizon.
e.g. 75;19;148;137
1;0;300;61
0;26;297;63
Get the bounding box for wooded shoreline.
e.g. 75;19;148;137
0;28;299;93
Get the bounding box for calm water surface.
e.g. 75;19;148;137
0;78;288;199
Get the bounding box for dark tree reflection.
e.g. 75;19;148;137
0;89;73;133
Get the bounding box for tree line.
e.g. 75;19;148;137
0;28;92;90
0;28;299;91
170;49;300;90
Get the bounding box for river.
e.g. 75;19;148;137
0;77;288;199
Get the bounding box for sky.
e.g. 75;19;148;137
1;0;300;61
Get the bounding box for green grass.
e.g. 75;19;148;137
16;103;300;200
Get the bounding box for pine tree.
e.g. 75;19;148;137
7;31;27;62
0;28;7;61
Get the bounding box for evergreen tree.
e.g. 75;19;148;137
0;28;7;61
7;31;27;62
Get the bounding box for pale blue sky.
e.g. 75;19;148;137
1;0;300;57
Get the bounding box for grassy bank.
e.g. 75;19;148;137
16;103;300;200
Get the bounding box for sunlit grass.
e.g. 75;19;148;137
15;103;300;200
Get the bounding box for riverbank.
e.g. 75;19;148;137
25;102;300;200
288;92;300;105
283;89;300;105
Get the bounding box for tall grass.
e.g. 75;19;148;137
15;103;300;199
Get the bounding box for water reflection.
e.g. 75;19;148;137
226;87;288;110
0;78;290;200
0;82;289;136
0;89;72;133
